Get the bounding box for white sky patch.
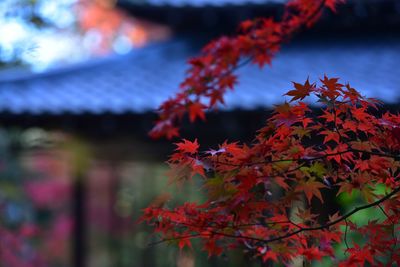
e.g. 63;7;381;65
22;33;85;72
0;20;30;44
0;0;161;72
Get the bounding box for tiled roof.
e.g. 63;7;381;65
0;36;399;115
119;0;398;8
121;0;284;7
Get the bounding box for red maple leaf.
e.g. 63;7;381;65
143;0;400;264
392;127;400;143
203;240;223;257
320;130;340;144
178;238;192;250
188;102;206;122
175;139;199;154
298;246;325;261
325;0;345;12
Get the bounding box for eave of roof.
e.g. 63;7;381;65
0;35;399;115
118;0;283;8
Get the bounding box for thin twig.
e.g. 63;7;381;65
344;218;350;253
377;204;397;262
148;233;204;247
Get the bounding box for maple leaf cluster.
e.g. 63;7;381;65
142;0;400;265
143;78;400;265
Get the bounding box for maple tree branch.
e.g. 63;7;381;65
206;0;328;93
150;186;400;247
213;150;350;167
213;148;399;168
170;219;293;231
377;204;393;224
198;0;328;106
377;204;397;261
350;149;400;160
288;219;303;230
261;164;306;180
153;0;330;134
197;186;400;245
256;186;400;244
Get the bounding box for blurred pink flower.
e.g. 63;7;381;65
24;180;71;209
43;215;73;260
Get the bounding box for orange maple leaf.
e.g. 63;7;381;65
295;178;326;204
285;78;315;102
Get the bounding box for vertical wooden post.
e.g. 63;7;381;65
73;176;86;267
67;137;91;267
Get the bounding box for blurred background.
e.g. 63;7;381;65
0;0;399;266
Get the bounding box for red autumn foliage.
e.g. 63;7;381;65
142;0;400;265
